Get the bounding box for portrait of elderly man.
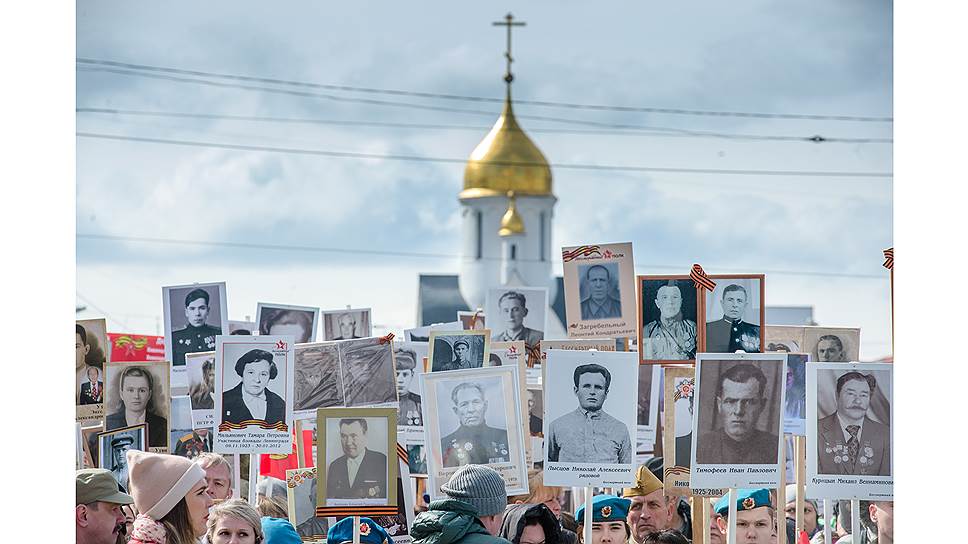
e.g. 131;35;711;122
547;363;632;463
80;365;104;405
643;282;696;360
817;372;890;476
395;347;423;426
171;288;222;367
441;382;510;467
706;284;760;353
106;366;168;448
326;418;388;499
492;291;544;348
222;349;286;425
332;313;362;340
815;335;848;362
260;308;315;344
696;363;778;464
580;264;622;320
189;358;215;410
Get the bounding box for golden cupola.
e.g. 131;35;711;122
498;191;526;236
460;88;553;200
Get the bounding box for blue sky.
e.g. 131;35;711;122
75;1;893;358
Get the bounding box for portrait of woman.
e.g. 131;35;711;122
259;308;316;344
106;365;168;448
222;349;286;425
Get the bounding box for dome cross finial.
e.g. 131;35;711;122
492;13;526;85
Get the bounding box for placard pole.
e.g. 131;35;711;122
295;420;305;468
248;454;259;506
850;499;860;544
693;497;707;544
725;488;738;544
353;515;361;544
795;436;806;537
777;436;787;544
823;500;832;544
583;487;593;544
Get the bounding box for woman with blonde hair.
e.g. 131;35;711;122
207;499;265;544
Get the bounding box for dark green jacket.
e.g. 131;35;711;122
412;499;511;544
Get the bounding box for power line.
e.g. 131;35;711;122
76;131;894;179
76;108;894;144
76;233;889;280
76;58;893;123
76;291;131;330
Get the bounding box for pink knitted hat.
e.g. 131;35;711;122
126;450;206;519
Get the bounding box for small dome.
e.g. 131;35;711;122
498;191;525;237
461;90;552;199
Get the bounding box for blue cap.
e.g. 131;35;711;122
713;489;772;517
327;517;392;544
574;495;632;524
261;517;301;544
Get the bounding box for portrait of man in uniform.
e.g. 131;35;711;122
440;382;510;467
173;428;212;459
817;371;890;476
642;280;697;361
222;348;287;425
705;282;761;354
695;362;779;464
547;363;632;464
579;264;622;320
325;418;388;499
98;425;145;492
491;291;544;347
395;347;423;426
428;331;488;372
169;287;223;367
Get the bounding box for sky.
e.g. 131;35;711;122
75;1;893;359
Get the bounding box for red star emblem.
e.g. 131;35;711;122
360;522;371;536
276;340;287;350
508;345;517;354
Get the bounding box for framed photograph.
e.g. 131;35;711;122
420;365;528;497
97;424;147;492
322;308;372;341
662;367;694;494
162;281;228;368
702;275;764;354
81;423;103;469
765;326;860;362
637;276;698;363
457;311;486;331
170;395;213;458
214;335;295;454
258;302;321;344
690;353;786;490
77;318;109;423
489;341;532;467
427;330;490;372
286;467;330;542
104;360;171;452
636;364;662;443
186;351;216;429
542;349;638;487
405;442;428;477
806;362;892;500
333;446;416;543
316;407;398;509
781;353;809;436
561;242;637;339
338;337;397;408
485;287;547;366
293;342;344;418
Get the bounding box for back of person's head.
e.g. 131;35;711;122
440;464;508;535
499;503;562;544
207;499;264;543
642;530;690;544
262;516;301;544
257;495;289;519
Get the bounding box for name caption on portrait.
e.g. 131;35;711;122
216;431;290;453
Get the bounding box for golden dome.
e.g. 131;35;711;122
461;89;552;199
498;191;525;236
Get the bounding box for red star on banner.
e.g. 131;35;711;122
276;340;287;350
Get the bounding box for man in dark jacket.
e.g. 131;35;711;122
412;464;511;544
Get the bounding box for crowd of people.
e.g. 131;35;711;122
76;452;893;544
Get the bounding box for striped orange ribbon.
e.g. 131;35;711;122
114;335;148;349
690;264;716;291
561;245;602;262
218;420;289;432
883;247;893;270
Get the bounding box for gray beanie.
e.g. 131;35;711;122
440;464;507;516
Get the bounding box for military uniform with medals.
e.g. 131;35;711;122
399;391;423;426
174;430;212;459
441;424;510;467
172;323;221;366
705;317;760;353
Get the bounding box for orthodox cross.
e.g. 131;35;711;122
492;13;526;83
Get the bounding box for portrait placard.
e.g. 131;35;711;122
394;341;428;477
485;287;548;366
806;362;892;500
637;276;698;364
170;395;213;458
636;364;662;444
537;339;616;386
286;467;330;542
662;367;693;494
316;407;398;511
765;326;860;363
561;242;636;339
257;302;321;344
98;423;147;492
489;341;532;468
457;311;486;331
690;353;786;490
404;321;462;343
781;353;809;436
420;365;528;497
77;318;109;423
427;330;490;372
293;342;344;418
333;447;416;544
542;349;638;487
321;308;372;341
338;337;397;408
228;320;257;335
702;275;765;354
214;335;295;454
162;282;228;380
104;360;171;453
186;351;216;429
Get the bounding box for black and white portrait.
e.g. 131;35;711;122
104;361;171;451
704;277;763;354
186;352;216;429
428;331;489;372
257;303;320;344
339;337;397;407
485;287;547;348
98;424;146;492
322;308;372;341
783;354;808;435
294;342;343;414
542;349;638;487
803;328;860;362
406;443;427;475
317;407;398;507
286;468;329;540
395;342;424;427
162;282;227;367
228;320;257;335
639;277;698;361
221;347;288;425
527;388;543;437
561;242;637;339
807;362;893;500
76;319;108;410
577;262;622;320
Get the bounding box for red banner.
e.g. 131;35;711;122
108;333;165;362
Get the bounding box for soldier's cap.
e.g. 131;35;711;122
575;495;631;524
76;468;135;506
714;489;771;517
395;348;417;371
326;516;391;544
112;435;135;448
622;464;663;497
453;339;470;349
